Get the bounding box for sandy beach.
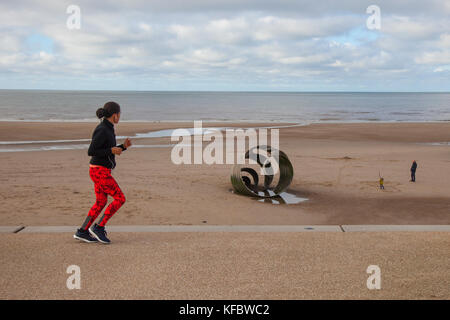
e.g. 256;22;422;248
0;121;449;226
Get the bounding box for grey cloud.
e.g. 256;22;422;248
1;0;450;90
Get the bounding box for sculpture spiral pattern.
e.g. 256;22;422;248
230;145;294;198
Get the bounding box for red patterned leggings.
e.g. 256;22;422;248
82;166;126;230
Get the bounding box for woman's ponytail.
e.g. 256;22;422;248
96;101;120;119
96;107;106;119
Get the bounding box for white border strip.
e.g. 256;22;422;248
0;226;22;233
18;225;342;233
4;225;450;233
342;225;450;232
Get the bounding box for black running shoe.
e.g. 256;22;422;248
89;224;111;244
74;228;98;243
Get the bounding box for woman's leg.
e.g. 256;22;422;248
97;173;126;227
81;168;109;230
81;184;108;230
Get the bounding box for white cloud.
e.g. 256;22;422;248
382;16;447;40
416;51;450;65
1;0;450;90
433;65;450;72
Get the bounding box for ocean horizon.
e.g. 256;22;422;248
0;90;449;123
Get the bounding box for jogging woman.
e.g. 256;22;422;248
74;101;132;244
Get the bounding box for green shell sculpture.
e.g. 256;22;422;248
231;145;294;198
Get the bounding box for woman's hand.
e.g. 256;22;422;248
124;138;132;149
111;147;123;155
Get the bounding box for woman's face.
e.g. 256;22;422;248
112;112;121;124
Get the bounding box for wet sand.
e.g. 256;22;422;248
0;121;449;226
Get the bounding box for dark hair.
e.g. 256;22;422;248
96;101;121;119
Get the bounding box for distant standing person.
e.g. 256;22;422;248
73;101;132;244
410;160;418;182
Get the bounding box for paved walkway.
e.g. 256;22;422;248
0;229;448;299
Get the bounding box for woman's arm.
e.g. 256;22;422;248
117;138;132;151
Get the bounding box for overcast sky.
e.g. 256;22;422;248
1;0;449;91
